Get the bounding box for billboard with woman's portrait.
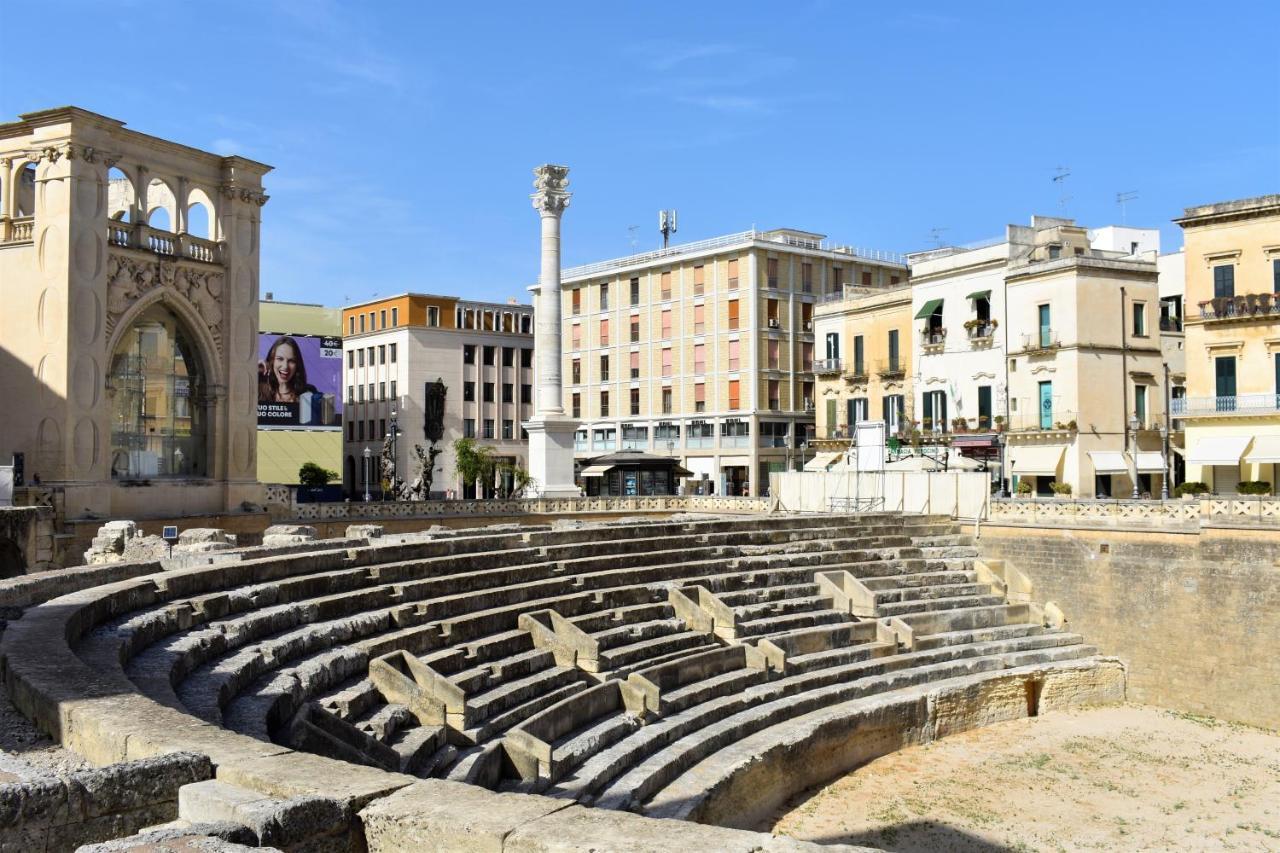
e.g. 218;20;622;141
257;333;342;428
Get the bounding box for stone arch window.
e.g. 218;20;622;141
186;186;217;240
107;304;210;479
14;163;36;217
107;167;136;221
146;177;177;232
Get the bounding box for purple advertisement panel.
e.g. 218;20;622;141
257;333;343;429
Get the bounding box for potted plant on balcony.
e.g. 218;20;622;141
993;415;1005;433
1173;481;1208;500
922;417;933;431
1049;481;1072;499
1015;480;1033;498
1239;481;1272;496
1067;419;1078;431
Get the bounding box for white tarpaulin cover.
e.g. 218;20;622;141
1088;451;1129;474
1009;445;1066;476
1186;435;1251;466
1244;435;1280;463
579;464;611;478
803;452;841;472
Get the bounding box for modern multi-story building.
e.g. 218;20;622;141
811;283;912;440
257;297;343;486
341;294;534;499
1175;194;1280;492
559;229;907;496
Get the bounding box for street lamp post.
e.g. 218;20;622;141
362;447;371;503
1128;413;1141;499
1159;419;1170;500
390;406;399;499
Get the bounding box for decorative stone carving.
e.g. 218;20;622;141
531;164;571;216
105;252;224;352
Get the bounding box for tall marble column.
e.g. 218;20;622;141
523;164;580;498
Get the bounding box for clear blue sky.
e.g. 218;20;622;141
3;1;1277;307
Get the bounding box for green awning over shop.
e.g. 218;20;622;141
966;289;991;300
914;298;944;319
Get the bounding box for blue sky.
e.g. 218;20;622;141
3;1;1277;307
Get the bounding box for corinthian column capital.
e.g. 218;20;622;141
531;164;571;217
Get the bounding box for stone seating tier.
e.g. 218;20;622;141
0;512;1124;852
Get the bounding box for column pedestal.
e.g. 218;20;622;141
524;415;580;498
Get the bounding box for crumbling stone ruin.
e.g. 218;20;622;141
0;513;1125;850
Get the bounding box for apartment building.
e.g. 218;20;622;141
1175;194;1280;492
341;294;534;498
1002;220;1165;497
811;283;912;440
560;229;906;496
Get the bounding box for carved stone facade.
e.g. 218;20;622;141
0;106;271;521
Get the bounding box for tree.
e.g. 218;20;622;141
298;462;338;487
453;437;495;497
495;461;534;498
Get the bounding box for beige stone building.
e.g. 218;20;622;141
1175;195;1280;492
0;107;268;518
1003;221;1167;497
811;283;912;440
341;294;534;498
559;229;907;495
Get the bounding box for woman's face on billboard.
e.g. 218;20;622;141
273;342;298;387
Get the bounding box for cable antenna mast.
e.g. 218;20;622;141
659;209;678;248
1052;166;1071;210
928;226;949;248
1116;190;1139;224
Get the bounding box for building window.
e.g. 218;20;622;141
600;354;610;380
767;339;780;370
379;382;386;401
630;350;640;379
502;347;514;367
389;343;397;363
801;342;813;369
483;382;494;403
358;385;365;402
728;339;740;372
359;314;365;333
390;380;396;399
853;335;865;375
977;385;993;429
520;383;531;402
347;350;354;368
693;265;705;296
464;381;475;402
464;344;475;364
349;316;356;335
825;332;840;361
379;418;386;439
767;257;779;288
571;393;582;417
358;348;365;367
660;271;672;300
600;318;610;346
483;346;495;366
833;267;844;290
727;258;739;290
630;277;640;306
358;420;365;440
1274;258;1280;294
367;346;375;366
861;271;872;286
767;299;780;327
801;262;813;293
462;418;475;437
630;387;641;415
768;380;780;411
348;385;354;404
922;390;948;433
347;421;354;440
629;315;640;342
380;309;387;329
378;345;385;365
1215;355;1236;400
694;343;706;375
391;307;398;327
727;299;739;331
661;309;672;338
571;288;582;315
1134;384;1147;428
728;379;741;410
661;387;673;414
694;382;706;412
1213;264;1235;298
483;419;494;439
661;347;673;377
1132;302;1146;336
572;359;581;384
600;390;610;417
882;395;904;435
887;329;900;370
693;304;705;335
521;348;533;368
502;419;514;440
571;324;582;349
502;383;513;403
600;282;610;310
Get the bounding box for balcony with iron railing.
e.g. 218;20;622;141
1198;293;1280;323
965;320;998;343
1018;328;1060;354
1172;394;1280;417
920;326;946;353
1008;409;1079;433
1159;315;1183;332
876;359;906;379
844;362;869;383
812;358;842;376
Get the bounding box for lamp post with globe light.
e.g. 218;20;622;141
362;446;371;503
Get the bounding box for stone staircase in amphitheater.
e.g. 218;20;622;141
0;512;1124;850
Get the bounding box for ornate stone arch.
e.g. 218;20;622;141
105;284;224;389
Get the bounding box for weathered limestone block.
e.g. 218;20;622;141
176;529;237;553
345;524;384;540
1037;657;1127;713
75;830;267;852
179;779;351;850
84;521;140;564
261;525;317;548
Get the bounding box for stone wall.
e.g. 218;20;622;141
0;752;212;851
0;506;56;577
978;523;1280;729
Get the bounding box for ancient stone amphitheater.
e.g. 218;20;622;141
0;512;1124;851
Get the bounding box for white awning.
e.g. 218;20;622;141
1088;451;1130;474
1186;436;1251;466
803;452;840;472
1135;451;1167;473
1244;435;1280;463
579;464;611;478
1009;445;1066;476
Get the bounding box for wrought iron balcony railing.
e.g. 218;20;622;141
1172;394;1280;416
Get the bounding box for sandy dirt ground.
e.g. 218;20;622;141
771;704;1280;852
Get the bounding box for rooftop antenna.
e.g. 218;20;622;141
928;226;949;248
1116;190;1139;224
659;209;678;248
1052;166;1071;211
627;224;639;249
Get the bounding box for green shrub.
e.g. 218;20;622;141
1173;481;1209;498
1015;480;1033;495
1049;481;1072;495
298;462;338;487
1237;480;1272;496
